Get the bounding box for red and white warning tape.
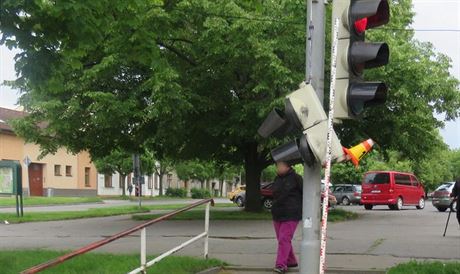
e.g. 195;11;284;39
319;17;340;274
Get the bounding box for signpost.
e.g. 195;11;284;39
0;160;24;216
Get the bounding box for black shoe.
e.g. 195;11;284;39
273;267;286;273
287;263;298;268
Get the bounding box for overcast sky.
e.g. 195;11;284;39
0;1;459;148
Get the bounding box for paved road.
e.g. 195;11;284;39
0;198;231;213
0;203;459;272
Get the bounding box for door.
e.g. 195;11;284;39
333;186;344;201
28;163;43;196
410;175;423;202
394;173;413;204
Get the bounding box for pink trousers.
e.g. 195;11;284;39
273;220;299;270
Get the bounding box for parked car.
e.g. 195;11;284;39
228;185;246;203
361;171;426;210
260;182;274;209
233;181;337;210
432;182;457;212
332;184;362;205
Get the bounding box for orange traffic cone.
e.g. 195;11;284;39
343;139;375;167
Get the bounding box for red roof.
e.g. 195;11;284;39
0;107;26;133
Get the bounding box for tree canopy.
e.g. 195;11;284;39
1;0;459;210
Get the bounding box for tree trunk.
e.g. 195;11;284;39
244;142;263;212
120;174;126;196
200;180;204;189
184;180;190;197
219;178;224;197
159;173;164;196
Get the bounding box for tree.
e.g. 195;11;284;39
175;160;215;190
2;0;459;212
448;149;460;180
1;0;191;160
93;149;133;196
151;158;175;196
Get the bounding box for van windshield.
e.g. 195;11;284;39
364;173;390;184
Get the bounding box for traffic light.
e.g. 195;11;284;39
258;83;346;166
332;0;390;121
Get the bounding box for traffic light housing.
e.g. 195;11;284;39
258;83;346;166
333;0;390;121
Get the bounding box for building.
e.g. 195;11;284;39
97;170;232;197
0;107;97;196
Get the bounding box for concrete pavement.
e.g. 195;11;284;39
0;203;459;272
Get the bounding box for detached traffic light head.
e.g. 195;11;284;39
333;0;390;121
258;83;346;166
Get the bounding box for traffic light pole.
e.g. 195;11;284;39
300;0;326;273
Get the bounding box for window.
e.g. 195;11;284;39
167;174;173;188
395;174;411;186
345;186;354;192
364;172;390;184
84;167;91;187
119;175;124;188
154;175;159;190
148;176;153;189
54;165;61;176
410;176;419;187
104;173;113;188
65;165;72;177
334;187;344;192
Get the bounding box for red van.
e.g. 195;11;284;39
361;171;425;210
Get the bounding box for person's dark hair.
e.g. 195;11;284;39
456;177;460;184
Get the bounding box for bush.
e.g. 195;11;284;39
165;188;187;198
190;188;211;199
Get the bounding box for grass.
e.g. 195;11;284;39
0;196;102;207
387;261;460;274
0;206;151;223
0;249;225;274
0;203;234;223
100;195;191;201
133;207;358;222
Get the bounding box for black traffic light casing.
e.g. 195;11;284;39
258;83;346;166
333;0;390;121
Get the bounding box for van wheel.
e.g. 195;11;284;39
416;198;425;210
342;197;350;206
364;204;373;210
395;197;403;210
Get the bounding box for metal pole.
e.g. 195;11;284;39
140;227;147;274
301;0;327;273
204;201;210;259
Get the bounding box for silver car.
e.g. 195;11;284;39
432;182;457;212
333;184;362;205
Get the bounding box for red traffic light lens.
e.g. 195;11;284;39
354;18;367;34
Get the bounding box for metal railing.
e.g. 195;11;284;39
22;198;214;274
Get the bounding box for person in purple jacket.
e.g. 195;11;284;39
271;161;302;274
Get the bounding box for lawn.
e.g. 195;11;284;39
0;196;102;207
0;250;224;274
0;203;234;223
387;261;460;274
132;208;358;222
0;206;150;223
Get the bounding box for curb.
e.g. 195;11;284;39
197;266;386;274
196;266;222;274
